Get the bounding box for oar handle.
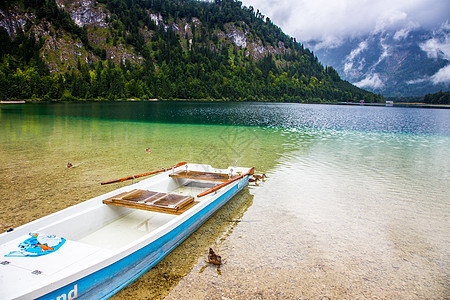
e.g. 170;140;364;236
197;167;254;198
101;162;187;185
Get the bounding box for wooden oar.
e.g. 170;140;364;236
197;167;254;198
101;162;187;185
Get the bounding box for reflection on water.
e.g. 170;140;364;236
0;102;449;298
1;102;449;135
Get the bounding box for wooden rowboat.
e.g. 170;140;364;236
0;163;254;299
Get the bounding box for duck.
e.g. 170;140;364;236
253;174;266;180
249;174;266;183
208;248;222;265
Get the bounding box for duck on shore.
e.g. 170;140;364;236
208;248;222;265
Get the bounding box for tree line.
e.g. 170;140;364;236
423;91;449;105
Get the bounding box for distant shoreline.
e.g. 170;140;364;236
2;99;449;109
336;102;450;109
0;101;26;104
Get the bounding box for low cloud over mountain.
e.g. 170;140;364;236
314;22;449;96
242;0;450;96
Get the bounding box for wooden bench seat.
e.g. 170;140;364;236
103;189;197;215
169;170;235;182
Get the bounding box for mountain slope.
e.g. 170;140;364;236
313;23;450;97
0;0;382;102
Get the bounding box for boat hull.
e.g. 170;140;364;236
35;172;249;299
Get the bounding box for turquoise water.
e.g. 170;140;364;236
2;102;449;134
0;102;449;298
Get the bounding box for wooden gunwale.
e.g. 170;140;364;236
197;167;254;197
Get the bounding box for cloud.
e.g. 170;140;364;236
344;41;368;74
240;0;450;47
343;36;392;79
420;37;450;59
347;41;368;62
431;64;450;85
417;21;450;85
378;38;390;59
406;78;428;85
240;0;450;87
374;9;408;33
354;73;384;89
406;67;450;86
394;28;411;40
419;22;450;60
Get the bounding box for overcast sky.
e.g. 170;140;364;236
240;0;450;48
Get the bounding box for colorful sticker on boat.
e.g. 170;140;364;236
5;233;66;257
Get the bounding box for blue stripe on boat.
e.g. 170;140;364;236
38;175;248;300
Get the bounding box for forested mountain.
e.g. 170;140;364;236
0;0;382;102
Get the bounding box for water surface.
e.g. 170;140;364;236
0;102;448;298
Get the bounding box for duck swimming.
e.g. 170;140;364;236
249;174;266;182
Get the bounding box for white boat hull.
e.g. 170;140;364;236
0;163;252;299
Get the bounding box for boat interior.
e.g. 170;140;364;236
49;169;239;250
82;170;239;249
0;167;244;252
102;170;236;215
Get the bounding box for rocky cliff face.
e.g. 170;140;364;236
0;0;291;72
222;23;289;59
0;7;36;38
57;0;108;28
0;0;142;72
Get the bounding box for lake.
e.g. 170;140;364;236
0;102;449;298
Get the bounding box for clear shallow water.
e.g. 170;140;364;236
0;102;449;298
